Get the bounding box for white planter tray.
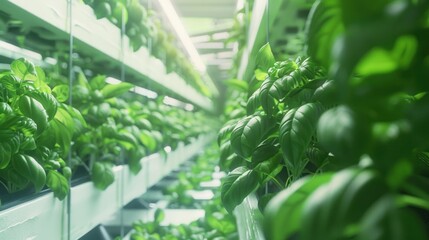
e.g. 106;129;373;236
0;134;215;240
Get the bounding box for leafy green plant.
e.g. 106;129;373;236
218;43;326;213
0;58;83;200
127;143;237;240
219;0;429;239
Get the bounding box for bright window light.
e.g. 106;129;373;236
158;0;207;72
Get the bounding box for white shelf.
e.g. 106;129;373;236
237;0;282;81
0;134;215;240
1;0;214;112
234;194;265;240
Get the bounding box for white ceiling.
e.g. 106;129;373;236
170;0;239;84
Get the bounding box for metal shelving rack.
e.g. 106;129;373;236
0;0;218;239
0;0;215;112
0;134;215;239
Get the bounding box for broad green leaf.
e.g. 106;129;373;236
221;166;260;213
358;196;428;240
206;212;236;234
264;173;333;240
139;130;157;152
246;88;261;115
219;141;233;165
10;58;37;80
355;35;418;75
38;107;75;156
27;91;59;121
259;77;277;115
256;43;275;72
250;136;279;167
89;75;107;90
18;95;49;133
254;69;268;81
0;143;13;169
230;114;275;158
52;84;70;103
279;102;322;177
300;168;386;240
154;208;165;223
0;102;13;115
20;136;37;151
46;170;69;200
305;0;343;68
217;119;239;145
253;152;282;184
101;82;134;99
34;66;51;93
92;162;115;190
12;154;46;192
317;105;369;162
77;71;91;89
224;79;248;93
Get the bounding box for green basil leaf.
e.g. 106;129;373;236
0;144;13;169
279;102;322;177
305;0;343;68
221;166;260;213
154;208;165;224
10;58;37;80
224;79;248;93
89;75;107;90
139;130;157;152
18;95;49;133
256;43;275;72
230;114;275;158
0;102;13;114
217;119;239;145
247;88;261;115
358;196;428;240
46;170;69;200
12;154;46;192
92;161;115;190
264;173;333;240
101;82;134;99
52;84;70;103
34;66;51;93
259;77;277;115
27;91;59;121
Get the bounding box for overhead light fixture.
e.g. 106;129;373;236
163;96;195;111
158;0;206;72
212;32;230;40
191;35;211;43
217;51;234;58
106;77;158;99
194;42;225;49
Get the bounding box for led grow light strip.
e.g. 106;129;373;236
157;0;206;72
105;77;194;111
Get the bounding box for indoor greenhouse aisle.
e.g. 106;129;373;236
2;0;429;239
93;142;238;240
